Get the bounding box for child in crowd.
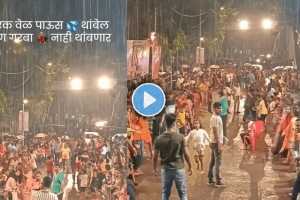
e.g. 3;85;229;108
185;120;209;173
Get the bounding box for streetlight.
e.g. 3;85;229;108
256;58;261;63
71;78;82;90
220;7;224;10
200;37;204;42
98;77;112;90
47;62;53;66
262;19;272;29
266;54;272;59
239;20;249;30
22;99;28;145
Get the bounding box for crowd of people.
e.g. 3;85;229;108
127;66;300;199
0;133;128;200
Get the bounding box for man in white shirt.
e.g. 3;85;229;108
233;83;242;113
208;102;226;187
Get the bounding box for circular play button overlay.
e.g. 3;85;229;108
132;83;166;117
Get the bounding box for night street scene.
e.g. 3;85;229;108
0;0;127;200
127;0;300;200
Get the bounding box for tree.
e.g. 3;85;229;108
172;29;187;70
204;5;238;64
28;45;70;132
158;34;171;67
158;28;187;71
172;29;187;53
0;90;7;119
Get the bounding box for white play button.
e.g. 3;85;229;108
144;92;156;108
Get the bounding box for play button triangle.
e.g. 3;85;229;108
144;92;156;108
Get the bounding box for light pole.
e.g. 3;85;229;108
149;32;156;80
198;0;203;67
22;99;28;146
22;64;25;146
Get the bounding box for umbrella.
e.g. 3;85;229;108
16;135;25;140
35;133;47;138
209;65;220;69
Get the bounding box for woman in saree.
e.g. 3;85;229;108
272;106;294;157
279;115;297;164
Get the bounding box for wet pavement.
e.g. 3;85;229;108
135;91;297;200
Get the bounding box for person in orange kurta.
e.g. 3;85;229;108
272;105;294;160
138;117;153;158
280;115;297;163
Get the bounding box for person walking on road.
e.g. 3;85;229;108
185;120;209;173
207;102;226;187
219;91;229;143
153;113;192;200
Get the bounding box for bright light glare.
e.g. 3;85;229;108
239;20;249;30
98;77;112;89
23;99;28;104
266;54;272;58
262;19;272;29
95;121;107;127
256;59;261;63
71;78;82;90
47;62;52;66
14;38;21;43
200;37;204;41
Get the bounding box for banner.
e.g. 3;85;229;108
18;111;29;132
127;40;150;79
152;45;162;79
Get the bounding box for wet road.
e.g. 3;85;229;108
135;91;297;200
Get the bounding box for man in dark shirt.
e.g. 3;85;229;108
153;113;192;200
